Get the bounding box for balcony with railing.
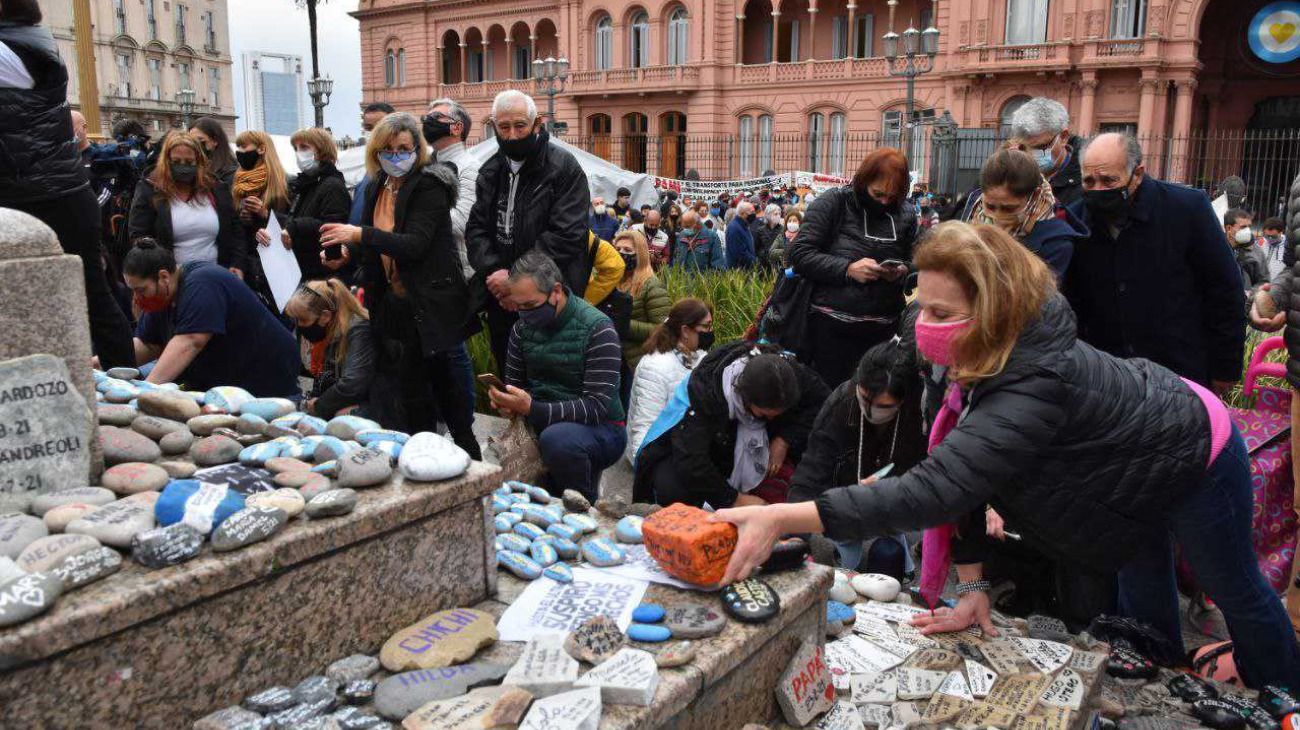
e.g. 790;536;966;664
732;56;889;86
567;64;701;94
953;41;1071;74
1079;37;1153;67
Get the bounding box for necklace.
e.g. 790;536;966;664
857;408;901;482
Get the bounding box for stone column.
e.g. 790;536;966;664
1168;78;1197;184
504;39;514;79
807;6;817;61
459;43;467;84
434;46;443;85
1136;73;1158;159
736;15;746;64
0;208;100;507
847;4;857;59
1077;74;1098;135
771;11;781;62
1149;80;1170;177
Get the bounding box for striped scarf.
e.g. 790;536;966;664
971;176;1057;239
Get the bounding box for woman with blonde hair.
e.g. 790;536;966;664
285;278;379;420
129;132;243;274
613;229;671;371
256;127;351;282
714;220;1300;690
233;129;290;302
318;112;478;458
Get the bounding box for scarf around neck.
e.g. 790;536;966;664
971;175;1057;240
232;163;268;203
721;357;770;494
917;382;965;608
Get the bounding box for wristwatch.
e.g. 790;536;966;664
956;579;991;596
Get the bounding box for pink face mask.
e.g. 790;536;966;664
915;317;973;367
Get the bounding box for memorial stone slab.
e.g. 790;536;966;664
937;669;974;701
1039;668;1085;710
373;663;511;719
30;486;115;516
776;640;835;726
380;607;498;672
131;522;203;568
896;666;947;700
482;686;534;728
1192;699;1249;730
401;685;509;730
1068;649;1107;674
825;635;904;689
15;533;98;572
564;614;627;664
852;616;898;645
923;691;970;724
966;659;998;699
0;512;48;558
662;604;727;639
50;544;121;590
0;570;62;627
816;701;866;730
857;703;892;728
575;647;660;706
518;686;603;730
955;702;1019;728
1009;637;1073;674
851;669;898;704
64;499;155;547
980;640;1034;675
0;355;93;496
641;502;737;585
245;686;297;714
986;673;1054;714
211;505;287;551
854;600;927;624
504;634;581;698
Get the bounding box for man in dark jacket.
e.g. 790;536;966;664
0;3;134;368
1225;207;1267;295
1009;97;1083;206
1065;132;1245;391
725;201;757;269
588;197;620;243
467;90;591;374
750;203;784;268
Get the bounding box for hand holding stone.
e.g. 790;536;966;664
711;505;782;586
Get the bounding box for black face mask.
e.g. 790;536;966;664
644;227;658;238
862;194;892;217
299;321;329;343
498;131;538;162
619;252;637;270
235;150;260;171
697;330;715;351
1084;179;1134;224
171;163;197;184
423;116;455;145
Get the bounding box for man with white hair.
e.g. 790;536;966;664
1009;97;1083;205
724;200;757;268
466;89;592;374
751;202;784;267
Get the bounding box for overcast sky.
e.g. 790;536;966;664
228;0;363;137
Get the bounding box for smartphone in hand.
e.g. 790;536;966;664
477;373;506;391
879;259;907;271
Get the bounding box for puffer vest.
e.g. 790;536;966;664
515;293;626;422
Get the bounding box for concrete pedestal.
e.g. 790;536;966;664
0;462;500;729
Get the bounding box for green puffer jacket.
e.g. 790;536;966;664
622;275;672;370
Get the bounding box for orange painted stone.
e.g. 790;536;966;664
641;503;737;586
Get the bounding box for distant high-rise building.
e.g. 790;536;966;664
242;52;306;135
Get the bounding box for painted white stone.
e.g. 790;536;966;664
824;635;903;690
816;701;866;730
895;667;947;700
503;634;580;699
857;703;892;728
851;669;897;705
1008;636;1073;674
935;670;972;701
964;659;997;699
518;686;602;730
1039;667;1086;710
829;570;858;604
1068;650;1107;674
574;647;659;706
851;616;897;644
851;573;901;601
854;600;926;624
398;432;471;482
775;640;835;727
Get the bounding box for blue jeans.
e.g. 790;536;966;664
538;421;627;501
445;343;476;425
1118;427;1300;689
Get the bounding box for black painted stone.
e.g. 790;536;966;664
333;705;389;730
292;675;340;706
954;641;987;664
267;698;333;727
1027;614;1073;643
1167;673;1219;702
1193;699;1249;730
343;679;376;706
130;523;203;569
760;537;809;573
1117;718;1200;730
720;577;780;623
1219;694;1281;730
244;686;296;714
1261;686;1300;720
1107;646;1157;679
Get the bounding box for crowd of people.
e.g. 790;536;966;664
3;0;1299;690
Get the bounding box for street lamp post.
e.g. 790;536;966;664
531;56;569;134
307;75;334;129
176;87;195;128
883;0;939;155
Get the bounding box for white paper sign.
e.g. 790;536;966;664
495;567;648;642
856;600;927;624
824;635;904;689
257;212;301;312
591;544;705;590
965;659;997;698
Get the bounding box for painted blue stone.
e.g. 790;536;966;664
155;480;246;535
494;515;516;533
104;386;137;403
523;506;559;528
497;550;543;580
508;503;531;516
513;522;547;541
543;563;574;583
542;504;565;520
239;413;268;431
92;370;107;384
563;514;598;534
132;380;162;393
203;386;254;412
355;429;410;446
311;460;338;476
580;537;625;567
498;512;523;528
549;536;580;560
507;493;530;505
547;523;581;541
296;415;328;435
524;486;552;504
327;415;381;436
312;436;351;463
615;516;644;544
239;441;284;467
491;494;512;514
138;361;156;377
271;413;306;429
495;534;532;553
632;604;666;623
240;398;297;421
626;623;672;643
371;440;402;463
529;541;559;567
283;441;315;461
505;480;533;493
495;484;513;496
826;600;855;625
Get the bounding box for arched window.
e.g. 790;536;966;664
667;8;688;65
739;115;755;177
999;95;1032;134
384;49;395;87
630;12;650;68
828;112;847;175
397;49;406;86
758;114;774;173
807;113;824;172
594;16;613;70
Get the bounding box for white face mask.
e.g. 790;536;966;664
786;221;800;233
296;149;318;174
1234;227;1254;245
594;204;606;215
805;193;817;204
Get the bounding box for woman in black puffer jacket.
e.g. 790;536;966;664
257;127;351;283
0;0;134;368
718;221;1300;691
787;147;918;386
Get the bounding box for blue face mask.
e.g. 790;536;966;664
518;294;559;328
379;151;416;178
1033;147;1055;172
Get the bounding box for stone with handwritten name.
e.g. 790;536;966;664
0;512;48;559
851;573;902;602
776;640;835;726
306;488;358;518
1038;667;1085;710
244;686;297;714
896;666;948;700
31;486;115;516
100;426;161;465
266;698;335;728
380;607;498;672
642;503;737;585
131;522;203;568
247;487;306;518
65;499;155;547
580;536;626;567
130;414;189;441
97;404;137;427
575;646;659;706
986;673;1054;714
966;659;998;699
101;461;170;495
851;668;898;704
661;604;727;639
211;505;287;552
505;633;582;699
49;544;121;590
373;663;510;719
15;533;98;572
518;685;602;730
721;576;780;623
564;614;627;664
337;447;393;488
858;702;893;728
155;480;245;535
1008;636;1073;673
0;569;62;626
905;647;962;671
138;390;201;421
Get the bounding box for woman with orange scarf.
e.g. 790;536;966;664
232;130;290;306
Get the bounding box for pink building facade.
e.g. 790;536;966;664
352;0;1300;188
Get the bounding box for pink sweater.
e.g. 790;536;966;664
1181;378;1232;468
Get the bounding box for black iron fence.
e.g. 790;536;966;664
525;127;1300;215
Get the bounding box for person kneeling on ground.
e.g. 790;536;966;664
285;279;379;420
712;221;1300;691
489;251;626;502
632;342;829;508
624;297;713;465
123;239;300;396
